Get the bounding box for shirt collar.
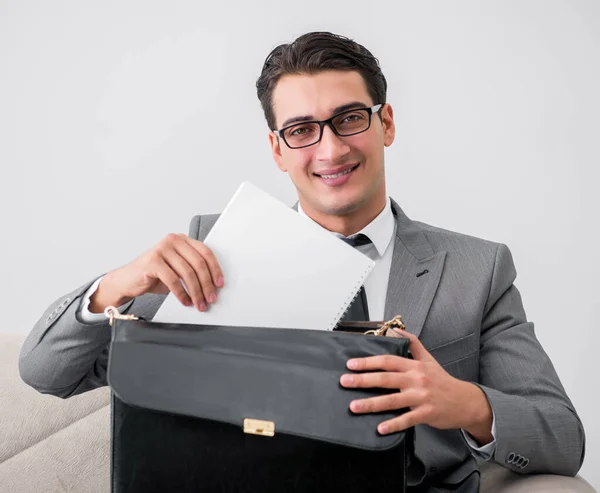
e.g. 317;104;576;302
297;197;395;257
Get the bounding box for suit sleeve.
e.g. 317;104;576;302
18;217;203;398
18;277;113;398
476;244;585;476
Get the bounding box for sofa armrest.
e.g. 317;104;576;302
480;461;596;493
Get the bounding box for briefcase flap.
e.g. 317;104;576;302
107;319;409;451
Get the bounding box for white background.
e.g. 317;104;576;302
1;0;598;487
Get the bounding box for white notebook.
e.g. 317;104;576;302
152;182;375;330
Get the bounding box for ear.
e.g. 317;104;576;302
381;104;396;147
269;132;288;172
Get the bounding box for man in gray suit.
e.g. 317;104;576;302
20;32;584;491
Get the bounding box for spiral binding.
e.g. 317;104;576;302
329;267;372;331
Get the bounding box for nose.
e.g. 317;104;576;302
314;124;351;163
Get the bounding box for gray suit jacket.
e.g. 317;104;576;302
19;199;585;492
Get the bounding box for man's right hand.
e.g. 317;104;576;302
89;233;224;314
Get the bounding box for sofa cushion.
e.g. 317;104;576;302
0;334;110;464
0;405;110;492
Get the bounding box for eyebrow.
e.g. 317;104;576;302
279;101;370;129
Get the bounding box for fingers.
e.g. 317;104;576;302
347;389;417;414
161;249;206;310
391;329;435;362
385;327;405;338
344;384;427;434
183;236;225;288
352;328;435;366
340;371;410;390
342;330;440;435
153;234;225;311
174;240;219;307
377;410;425;435
152;255;195;308
347;354;414;373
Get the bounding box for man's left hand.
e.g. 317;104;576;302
340;329;493;445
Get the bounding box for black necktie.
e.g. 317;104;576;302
340;234;371;322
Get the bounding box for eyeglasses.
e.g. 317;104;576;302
273;104;383;149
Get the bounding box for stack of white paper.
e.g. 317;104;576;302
152;182;375;330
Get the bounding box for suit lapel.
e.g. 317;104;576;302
384;200;447;339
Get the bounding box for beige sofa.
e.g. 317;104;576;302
1;333;595;493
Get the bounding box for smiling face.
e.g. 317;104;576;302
269;70;395;233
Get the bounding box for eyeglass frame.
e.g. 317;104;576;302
273;103;384;149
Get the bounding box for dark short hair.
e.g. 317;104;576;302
256;32;387;131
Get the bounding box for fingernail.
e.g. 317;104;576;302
341;375;354;386
184;299;192;307
198;302;207;311
347;359;358;370
378;424;389;434
216;276;224;287
208;294;217;304
351;401;362;412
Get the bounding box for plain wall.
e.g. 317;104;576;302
1;0;598;488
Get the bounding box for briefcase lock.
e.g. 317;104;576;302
244;418;275;437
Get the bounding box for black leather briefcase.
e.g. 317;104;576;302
106;309;412;493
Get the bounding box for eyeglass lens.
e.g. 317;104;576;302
283;109;371;148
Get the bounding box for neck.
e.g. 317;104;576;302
300;193;387;237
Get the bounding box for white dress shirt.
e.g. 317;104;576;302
79;276;133;323
79;198;496;458
297;199;395;321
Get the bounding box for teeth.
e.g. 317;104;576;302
321;166;356;179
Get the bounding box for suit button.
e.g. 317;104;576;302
506;452;516;464
522;458;529;468
516;457;525;467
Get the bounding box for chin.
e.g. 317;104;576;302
317;196;364;217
